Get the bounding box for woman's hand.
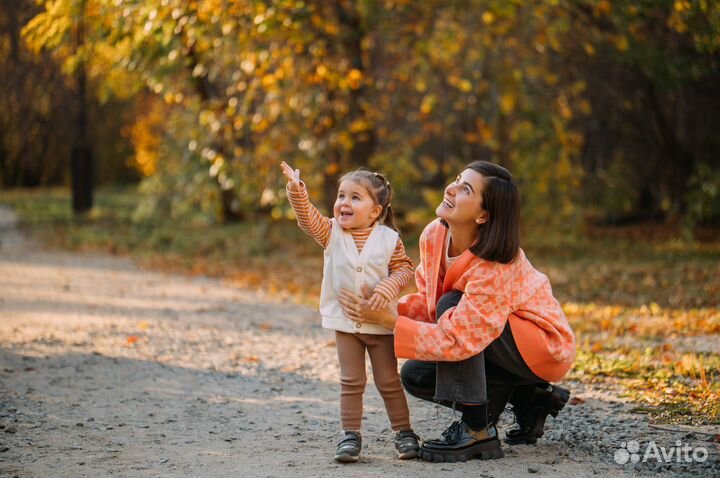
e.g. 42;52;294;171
367;292;389;311
338;288;397;331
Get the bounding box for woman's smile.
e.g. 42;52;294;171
436;169;485;225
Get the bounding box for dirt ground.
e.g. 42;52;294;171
0;205;717;477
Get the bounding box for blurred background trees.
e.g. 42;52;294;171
3;0;719;234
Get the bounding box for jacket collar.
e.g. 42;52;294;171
427;221;477;319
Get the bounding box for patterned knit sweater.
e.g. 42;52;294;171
394;219;576;382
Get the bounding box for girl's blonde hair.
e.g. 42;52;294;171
339;169;397;231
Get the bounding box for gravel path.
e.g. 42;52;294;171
0;205;717;477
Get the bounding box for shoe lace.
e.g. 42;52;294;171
505;404;517;425
440;420;465;444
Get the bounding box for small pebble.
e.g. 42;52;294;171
528;464;540;473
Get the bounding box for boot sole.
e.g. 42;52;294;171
334;454;360;463
419;438;504;462
505;386;571;445
397;449;420;459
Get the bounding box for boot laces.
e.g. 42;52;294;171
440;421;465;444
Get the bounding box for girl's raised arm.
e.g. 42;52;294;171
280;161;302;191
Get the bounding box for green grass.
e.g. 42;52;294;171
2;186;719;424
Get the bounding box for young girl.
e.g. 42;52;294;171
280;161;420;463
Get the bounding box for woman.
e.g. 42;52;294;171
338;161;576;462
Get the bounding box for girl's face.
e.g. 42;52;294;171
436;169;488;227
334;180;382;230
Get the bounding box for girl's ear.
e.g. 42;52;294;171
475;211;488;225
370;204;383;222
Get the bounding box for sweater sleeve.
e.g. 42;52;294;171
395;267;513;361
373;237;414;301
396;227;432;324
286;183;332;249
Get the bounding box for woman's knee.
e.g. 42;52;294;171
400;360;436;399
436;290;463;318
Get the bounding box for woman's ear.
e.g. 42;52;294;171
475;211;488;225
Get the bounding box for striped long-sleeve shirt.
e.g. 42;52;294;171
287;183;414;301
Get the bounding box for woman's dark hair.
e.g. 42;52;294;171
339;169;398;231
452;160;520;263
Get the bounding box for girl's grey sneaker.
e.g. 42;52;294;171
394;429;420;459
334;431;361;463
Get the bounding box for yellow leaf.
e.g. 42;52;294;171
347;68;363;90
458;79;472;93
616;36;629;52
476;119;493;143
595;0;612;16
500;92;516;114
325;162;340;175
262;74;277;88
420;95;436;114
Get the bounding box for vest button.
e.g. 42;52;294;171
356;266;362;272
355;322;361;328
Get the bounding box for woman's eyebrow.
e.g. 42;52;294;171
461;181;475;193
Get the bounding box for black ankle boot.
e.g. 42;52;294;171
486;383;516;426
419;421;504;462
505;385;570;445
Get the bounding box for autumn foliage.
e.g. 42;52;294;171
5;0;716;230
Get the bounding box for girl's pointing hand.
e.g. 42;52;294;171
280;161;302;191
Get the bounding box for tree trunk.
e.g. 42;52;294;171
72;0;93;215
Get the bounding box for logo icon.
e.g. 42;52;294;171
614;440;642;464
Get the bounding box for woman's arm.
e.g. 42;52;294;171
338;289;398;331
396;286;512;361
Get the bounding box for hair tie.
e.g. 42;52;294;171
373;172;390;188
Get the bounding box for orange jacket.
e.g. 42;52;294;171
394;219;575;382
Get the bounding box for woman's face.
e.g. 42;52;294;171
436;168;487;227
